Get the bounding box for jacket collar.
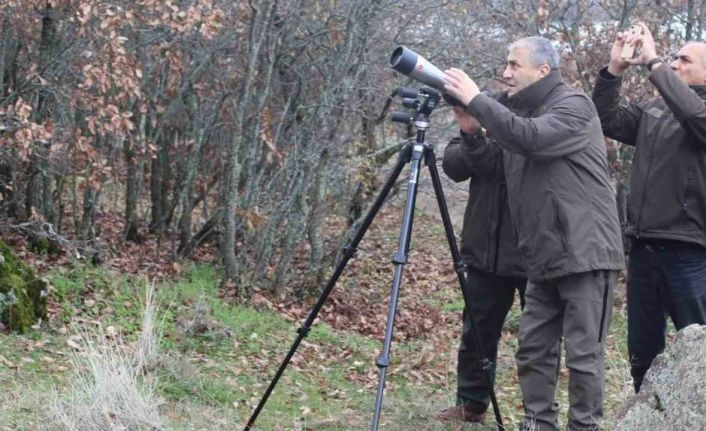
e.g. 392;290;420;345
692;85;706;100
506;70;564;113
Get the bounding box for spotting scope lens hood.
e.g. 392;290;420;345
389;46;448;91
389;46;464;107
390;47;418;75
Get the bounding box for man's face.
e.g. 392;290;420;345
502;47;548;96
670;42;706;86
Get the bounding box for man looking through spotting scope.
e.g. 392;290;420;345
443;37;625;431
437;99;526;423
592;23;706;394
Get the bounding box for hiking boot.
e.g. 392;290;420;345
436;405;486;423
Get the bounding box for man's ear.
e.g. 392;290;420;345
538;63;551;78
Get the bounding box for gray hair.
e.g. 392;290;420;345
509;37;560;69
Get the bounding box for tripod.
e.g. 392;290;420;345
244;87;505;431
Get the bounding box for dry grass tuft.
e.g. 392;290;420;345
46;283;164;431
136;282;162;373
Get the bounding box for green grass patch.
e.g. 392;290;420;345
0;262;637;430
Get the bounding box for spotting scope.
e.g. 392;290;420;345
390;46;463;106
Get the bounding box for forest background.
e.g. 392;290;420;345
0;0;703;430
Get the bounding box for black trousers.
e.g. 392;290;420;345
457;269;526;412
627;239;706;392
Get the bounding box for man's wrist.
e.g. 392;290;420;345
645;57;663;71
460;128;484;142
599;67;621;81
467;90;481;106
607;62;628;77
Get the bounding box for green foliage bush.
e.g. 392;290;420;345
0;239;48;332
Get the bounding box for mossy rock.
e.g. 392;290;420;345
0;238;48;332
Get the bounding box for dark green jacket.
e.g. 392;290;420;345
465;71;625;282
443;131;525;277
592;66;706;248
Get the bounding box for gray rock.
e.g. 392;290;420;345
615;324;706;431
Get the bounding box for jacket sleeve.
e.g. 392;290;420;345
465;91;595;160
649;65;706;148
442;130;503;182
591;67;643;146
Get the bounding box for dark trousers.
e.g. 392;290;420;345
627;239;706;392
457;270;526;412
517;271;616;431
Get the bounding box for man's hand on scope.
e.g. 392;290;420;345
453;107;481;134
443;68;480;106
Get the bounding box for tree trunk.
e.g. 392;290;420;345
223;136;241;281
0;16;20;99
347;93;379;225
179;208;222;259
176;82;229;255
273;174;308;297
162;131;180;230
178;181;194;254
307;148;328;283
699;0;705;41
24;5;58;223
0;159;20;218
149;146;163;233
22;155;38;222
52;173;66;233
149;61;171;234
124;137;140;241
149;130;172;234
81;184;100;240
71;134;80;236
223;0;277;284
686;0;695;41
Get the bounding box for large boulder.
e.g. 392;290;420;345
615;324;706;431
0;238;49;332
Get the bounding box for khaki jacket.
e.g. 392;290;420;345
465;71;625;282
592;66;706;248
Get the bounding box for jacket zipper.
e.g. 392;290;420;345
492;184;505;274
682;170;693;211
635;111;667;237
552;194;569;253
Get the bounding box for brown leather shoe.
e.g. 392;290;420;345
436;405;486;423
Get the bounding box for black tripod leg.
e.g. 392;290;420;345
243;145;412;431
370;143;424;431
425;148;505;431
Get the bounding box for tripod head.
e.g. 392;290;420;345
390;86;441;130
